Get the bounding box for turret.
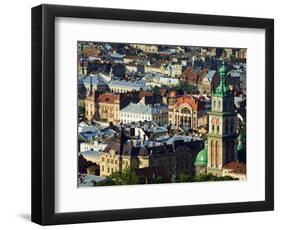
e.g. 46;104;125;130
213;62;229;96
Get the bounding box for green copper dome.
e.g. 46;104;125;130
214;62;229;96
194;148;208;167
237;134;245;151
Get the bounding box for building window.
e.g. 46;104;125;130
215;140;219;168
217;125;220;133
218;101;221;109
211;140;214;167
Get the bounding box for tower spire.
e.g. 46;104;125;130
214;61;229;96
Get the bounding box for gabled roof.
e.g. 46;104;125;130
97;93;119;104
81;75;108;86
103;141;121;154
204;70;217;81
120;103;168;115
171;95;205;111
108;79;146;89
80;150;100;158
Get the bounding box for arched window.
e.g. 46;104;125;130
222;142;225;163
213;100;216;110
216;118;220;134
215;141;219;168
211;118;215;132
218;101;221;110
211;140;214;167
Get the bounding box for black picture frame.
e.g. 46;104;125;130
31;4;274;225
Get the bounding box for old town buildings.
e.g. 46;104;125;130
168;94;209;129
120;103;168;125
78;42;247;186
99;135;203;178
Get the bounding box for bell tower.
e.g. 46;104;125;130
207;62;238;175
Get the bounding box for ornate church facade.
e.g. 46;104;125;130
194;62;239;177
206;63;238;175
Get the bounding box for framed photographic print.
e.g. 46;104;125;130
31;4;274;225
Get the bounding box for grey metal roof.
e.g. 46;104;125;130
109;79;146;88
228;70;240;78
205;70;217;81
120;103;168;115
80;150;100;158
81;75;108;86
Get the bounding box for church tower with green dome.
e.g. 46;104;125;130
206;62;238;175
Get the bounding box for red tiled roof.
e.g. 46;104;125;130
97;93;119;104
138;91;153;99
180;66;209;84
223;161;246;174
171;95;205;111
180;66;198;84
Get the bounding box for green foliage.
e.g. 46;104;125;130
94;179;116;186
176;172;194;182
78;103;85;121
194;173;237;182
110;167;139;185
175;82;198;94
154;176;166;184
94;170;237;186
151;86;160;94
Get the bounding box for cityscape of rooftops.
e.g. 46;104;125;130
77;41;246;187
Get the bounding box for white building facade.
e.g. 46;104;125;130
120;103;168;125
